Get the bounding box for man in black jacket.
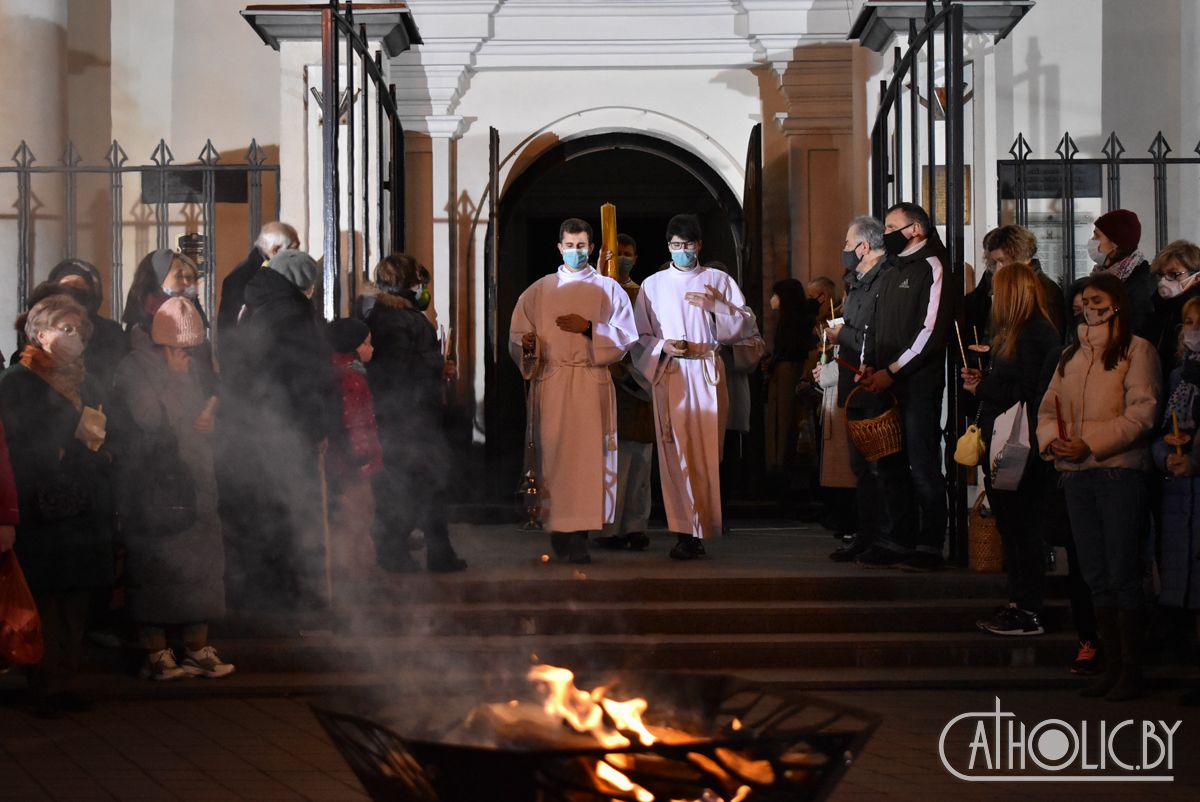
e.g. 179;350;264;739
826;215;893;562
856;202;953;571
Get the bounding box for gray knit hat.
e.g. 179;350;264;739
149;249;200;284
268;249;319;290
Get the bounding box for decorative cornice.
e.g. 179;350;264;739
398;114;468;139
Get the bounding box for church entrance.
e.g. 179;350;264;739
482;132;760;507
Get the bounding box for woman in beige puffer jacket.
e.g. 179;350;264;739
1036;273;1160;702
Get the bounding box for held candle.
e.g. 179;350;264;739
600;203;618;279
1173;411;1184;457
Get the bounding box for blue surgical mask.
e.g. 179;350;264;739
671;250;699;270
562;249;589;271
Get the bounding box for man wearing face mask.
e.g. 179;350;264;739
632;214;759;560
856;202;953;572
594;234;657;552
826;215;893;562
509;219;638;564
1149;239;1200;377
1087;208;1155;340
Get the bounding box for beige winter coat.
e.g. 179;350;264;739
1035;324;1161;473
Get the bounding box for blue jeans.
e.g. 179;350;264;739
1062;468;1148;610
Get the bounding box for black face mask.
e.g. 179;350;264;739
840;247;861;272
883;223;914;257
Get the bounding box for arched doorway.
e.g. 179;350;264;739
482;132;755;500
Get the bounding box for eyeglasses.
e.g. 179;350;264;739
1163;270;1192;281
667;240;698;251
53;323;80;336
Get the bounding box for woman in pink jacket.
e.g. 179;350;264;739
1036;272;1161;702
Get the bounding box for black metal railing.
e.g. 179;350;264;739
998;130;1200;285
866;0;970;562
1;138;279;319
317;0;410;320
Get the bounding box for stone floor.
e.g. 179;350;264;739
2;688;1198;801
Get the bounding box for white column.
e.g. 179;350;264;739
423;116;466;336
0;0;68;355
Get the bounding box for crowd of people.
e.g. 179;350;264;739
796;204;1199;704
3;204;1198;714
0;222;465;716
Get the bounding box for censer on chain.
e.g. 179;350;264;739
517;336;544;530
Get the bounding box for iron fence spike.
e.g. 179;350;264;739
245;138;267;165
151;138;175;166
1055;132;1078;160
12;140;35;167
1148;131;1172;159
1101;132;1125;160
61;140;82;166
198;139;220;165
105;139;129;167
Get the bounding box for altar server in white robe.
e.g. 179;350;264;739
509;218;638;564
634;214;759;559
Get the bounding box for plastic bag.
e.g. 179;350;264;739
0;551;44;665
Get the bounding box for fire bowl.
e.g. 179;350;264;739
312;670;879;802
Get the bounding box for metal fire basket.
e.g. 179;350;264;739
312;672;879;802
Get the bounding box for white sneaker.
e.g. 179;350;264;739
140;648;189;681
181;645;235;678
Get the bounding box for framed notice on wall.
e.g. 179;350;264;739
921;165;972;225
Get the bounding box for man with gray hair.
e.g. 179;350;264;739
826;214;894;562
217;221;299;342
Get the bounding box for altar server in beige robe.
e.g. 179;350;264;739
509;218;638;564
633;214;759;559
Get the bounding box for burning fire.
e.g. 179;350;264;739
527;665;754;802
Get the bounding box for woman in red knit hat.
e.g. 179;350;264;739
1088;209;1156;339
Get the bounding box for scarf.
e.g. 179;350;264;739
19;344;84;412
1165;349;1200;430
1095;250;1146;282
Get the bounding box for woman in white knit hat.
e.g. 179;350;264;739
111;297;233;681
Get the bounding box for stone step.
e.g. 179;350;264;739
357;571;1071;605
186;631;1083;674
212;599;1074;638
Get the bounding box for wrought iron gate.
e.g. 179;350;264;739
998;131;1200;285
0;138;279;320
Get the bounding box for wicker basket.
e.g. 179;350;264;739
968;492;1004;573
843;386;903;461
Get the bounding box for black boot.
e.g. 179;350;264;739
567;532;591;565
427;542;467;573
1080;607;1121;698
1106;609;1144;702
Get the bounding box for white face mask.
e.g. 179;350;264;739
1087;238;1106;265
1159;273;1198;299
1185;330;1200;352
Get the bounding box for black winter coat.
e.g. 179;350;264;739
0;364;114;594
1122;260;1158;342
836;258;893;404
236;268;333;444
217;247;265;343
973;316;1062;463
1148;282;1200;379
365;292;447;474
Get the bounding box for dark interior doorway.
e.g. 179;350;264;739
482;133;749;504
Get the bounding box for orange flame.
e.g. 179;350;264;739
527;665;753;802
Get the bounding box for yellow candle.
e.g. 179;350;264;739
600;203;618;279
